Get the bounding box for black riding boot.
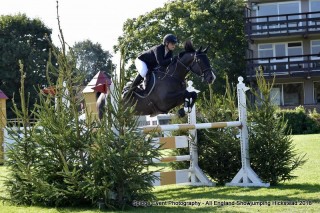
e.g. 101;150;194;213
131;74;143;89
123;74;144;97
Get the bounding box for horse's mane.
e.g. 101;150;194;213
178;40;195;58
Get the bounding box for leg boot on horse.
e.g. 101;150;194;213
183;91;197;113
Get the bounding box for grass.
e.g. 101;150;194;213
0;134;319;212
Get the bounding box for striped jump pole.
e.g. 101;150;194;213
151;135;191;164
142;121;241;133
149;135;192;186
149;134;213;186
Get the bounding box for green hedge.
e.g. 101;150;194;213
279;106;320;135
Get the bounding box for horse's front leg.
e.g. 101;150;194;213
184;91;197;113
177;91;198;117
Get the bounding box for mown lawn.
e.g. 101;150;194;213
0;134;319;212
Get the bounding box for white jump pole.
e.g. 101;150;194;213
226;77;270;187
187;81;215;186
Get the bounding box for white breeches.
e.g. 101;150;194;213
135;58;148;78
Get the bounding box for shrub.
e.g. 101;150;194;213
309;108;320;123
279;106;320;134
248;73;307;185
196;82;241;185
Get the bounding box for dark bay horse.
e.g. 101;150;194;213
96;43;215;119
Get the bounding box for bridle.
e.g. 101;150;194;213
160;51;212;83
177;52;212;78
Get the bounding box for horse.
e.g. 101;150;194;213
97;43;215;119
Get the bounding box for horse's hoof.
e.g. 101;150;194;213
177;108;186;118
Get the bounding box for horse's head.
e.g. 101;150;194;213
177;42;216;84
189;46;216;84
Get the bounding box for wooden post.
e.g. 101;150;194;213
0;90;8;164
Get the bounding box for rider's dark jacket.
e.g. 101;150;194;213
138;44;173;71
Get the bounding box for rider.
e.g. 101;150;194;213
130;34;178;90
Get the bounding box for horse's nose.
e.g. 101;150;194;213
209;76;214;84
204;70;215;84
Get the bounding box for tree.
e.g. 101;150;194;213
114;0;247;93
0;13;54;118
3;27;160;209
248;72;307;185
72;40;115;83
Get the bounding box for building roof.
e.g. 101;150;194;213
83;71;112;93
0;90;8;99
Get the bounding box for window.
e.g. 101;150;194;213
275;44;286;59
311;40;320;68
256;2;301;33
283;83;304;105
310;0;320;28
311;40;320;58
314;82;320;103
259;44;273;60
258;42;302;59
257;4;277;22
310;0;320;12
159;120;170;125
288;42;303;67
270;85;282;105
258;42;303;70
288;42;303;57
272;83;304;105
257;2;300;18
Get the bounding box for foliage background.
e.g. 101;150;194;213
114;0;247;93
0;14;55;118
72;40;115;83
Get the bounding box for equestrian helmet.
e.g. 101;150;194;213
163;34;178;44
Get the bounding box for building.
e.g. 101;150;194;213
245;0;320;110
